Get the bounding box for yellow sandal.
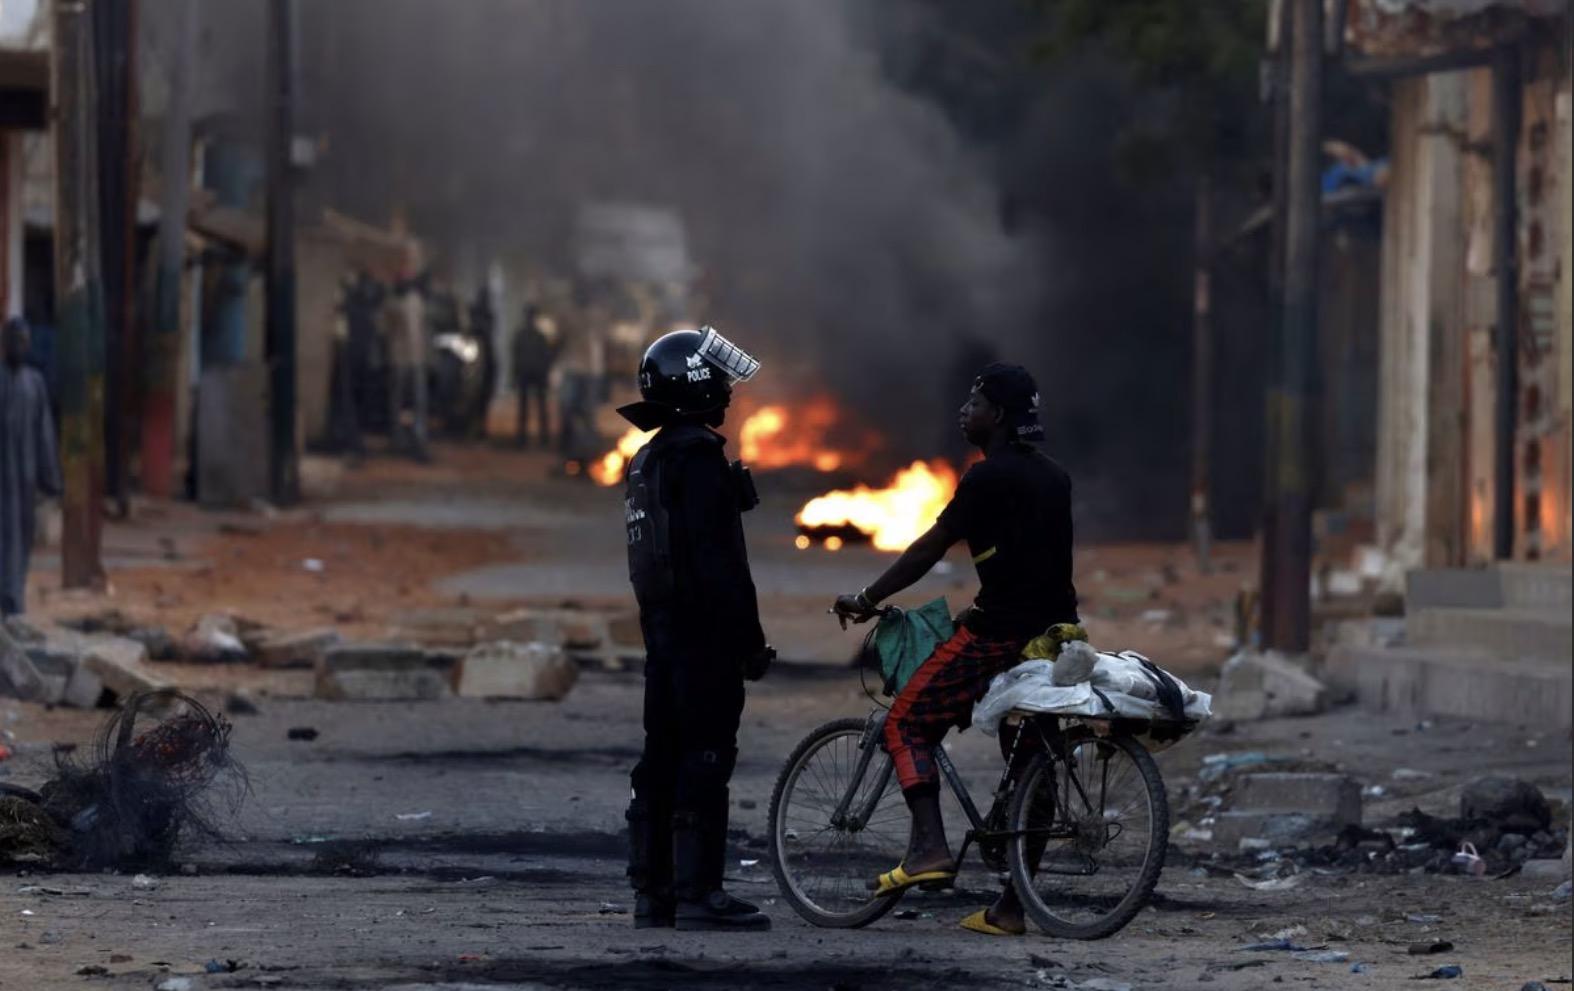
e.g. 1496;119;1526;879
959;908;1025;937
869;863;957;897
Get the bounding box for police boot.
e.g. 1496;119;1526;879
672;810;770;932
702;788;763;916
626;800;674;928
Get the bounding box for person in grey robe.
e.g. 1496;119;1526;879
0;317;62;616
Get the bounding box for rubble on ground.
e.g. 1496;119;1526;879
314;642;450;701
453;641;578;700
1173;763;1568;879
180;613;251;663
1212;650;1330;721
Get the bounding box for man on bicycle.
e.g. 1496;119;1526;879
833;362;1079;936
620;327;776;932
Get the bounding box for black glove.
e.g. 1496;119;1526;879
742;644;776;682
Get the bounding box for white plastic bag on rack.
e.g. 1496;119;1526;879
972;654;1212;738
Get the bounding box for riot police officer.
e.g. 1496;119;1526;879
619;327;775;931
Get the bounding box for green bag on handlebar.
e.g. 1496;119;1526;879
871;598;955;697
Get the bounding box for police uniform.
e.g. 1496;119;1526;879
619;328;772;932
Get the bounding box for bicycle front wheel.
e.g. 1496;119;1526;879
768;717;908;928
1007;733;1168;939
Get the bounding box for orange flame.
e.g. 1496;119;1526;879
737;396;874;473
795;460;958;552
590;427;657;487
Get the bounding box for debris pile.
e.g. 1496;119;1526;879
1174;764;1568;880
0;691;245;870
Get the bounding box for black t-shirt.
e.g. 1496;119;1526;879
936;445;1079;639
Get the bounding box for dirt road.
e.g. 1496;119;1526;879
3;446;1570;990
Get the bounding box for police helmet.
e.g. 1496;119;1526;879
617;327;760;429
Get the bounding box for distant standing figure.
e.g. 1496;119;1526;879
467;289;498;439
387;277;431;461
0;317;62;616
512;304;554;446
555;309;605;466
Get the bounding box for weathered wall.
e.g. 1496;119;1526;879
1375;71;1471;586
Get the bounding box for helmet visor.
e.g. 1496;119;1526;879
697;326;760;383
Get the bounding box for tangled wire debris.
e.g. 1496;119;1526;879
1;691;246;870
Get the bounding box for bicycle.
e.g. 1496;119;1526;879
768;688;1173;939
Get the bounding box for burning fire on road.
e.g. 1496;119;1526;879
588;427;658;487
795;460;958;552
589;396;879;487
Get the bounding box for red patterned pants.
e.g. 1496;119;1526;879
883;626;1029;792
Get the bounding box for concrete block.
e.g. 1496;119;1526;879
490;608;572;646
81;636;167;699
1213;650;1328;721
255;628;341;669
1408;606;1571;661
1498;564;1573;611
1232;773;1361;824
1407;568;1504;610
315;642;449;701
61;661;104;710
453;641;578;701
391;607;495;648
491;608;602;650
1213;811;1343;848
24;646;103;707
1325;644;1572;730
0;634;45;701
25;646;73;704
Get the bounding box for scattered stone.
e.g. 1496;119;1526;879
452;641;578;701
25;646;103;709
81;638;166;699
1415;964;1462;980
156;979;194;991
1408;941;1453;955
181;613;249;663
286;727;320;742
254;628;341;669
391;606;497;648
315;643;449;701
1213;773;1361;848
75;964;109;976
1461;778;1551;835
3;617;45;643
1213;650;1327;721
1553;880;1571;901
109;954;131;963
131;874;158;890
0;625;45;701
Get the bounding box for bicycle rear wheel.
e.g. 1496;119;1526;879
768;717;907;928
1007;733;1168;939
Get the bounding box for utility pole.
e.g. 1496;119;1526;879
92;0;137;518
1261;0;1324;652
1491;43;1521;560
51;0;107;589
1258;0;1293;644
142;0;197;500
266;0;300;506
1190;170;1215;572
